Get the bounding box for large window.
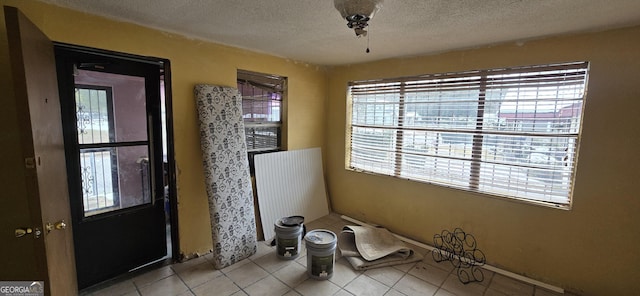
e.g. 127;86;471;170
347;62;589;208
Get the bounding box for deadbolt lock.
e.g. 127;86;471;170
45;220;67;233
56;221;67;230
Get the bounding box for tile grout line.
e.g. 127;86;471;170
250;255;302;296
131;280;141;296
481;270;496;296
430;258;458;296
364;262;413;294
169;265;195;295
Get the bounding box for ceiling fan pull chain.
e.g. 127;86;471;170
366;33;371;53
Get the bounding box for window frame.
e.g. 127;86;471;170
346;62;589;209
237;69;286;173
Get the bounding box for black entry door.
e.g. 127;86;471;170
55;46;167;289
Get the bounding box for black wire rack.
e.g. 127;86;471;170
432;228;486;284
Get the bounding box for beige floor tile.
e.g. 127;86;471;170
344;274;390;296
392;261;419;273
304;220;331;231
534;287;566;296
294;278;341;296
244;275;290;296
383;289;406;296
252;251;295;273
133;265;175;288
203;252;215;262
249;241;276;261
364;266;406;287
218;258;253;274
138;275;189;296
333;289;355;296
328;258;361;287
477;269;494;286
296;255;307;268
220;258;252;274
440;273;487;296
408;261;451;287
191;275;240;296
433;288;456;296
86;214;578;296
172;256;210;274
92;279;137;296
392;274;439;296
484;288;509;296
175;261;222;289
297;243;307;258
282;290;301;296
224;261;270;288
488;274;534;296
448;268;493;287
272;262;309;288
322;213;348;226
325;223;347;236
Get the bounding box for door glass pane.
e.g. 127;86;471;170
76;87;112;144
80;145;151;217
115;145;152;209
80;148;117;213
75;70;148;143
75;69;152;217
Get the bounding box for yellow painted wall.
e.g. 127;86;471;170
326;27;640;295
0;0;326;258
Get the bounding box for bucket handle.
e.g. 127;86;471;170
271;216;306;246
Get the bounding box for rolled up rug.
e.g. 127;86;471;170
338;225;423;270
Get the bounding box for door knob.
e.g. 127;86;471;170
15;228;33;238
15;227;41;238
45;220;67;233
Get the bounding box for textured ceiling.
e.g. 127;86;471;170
40;0;640;66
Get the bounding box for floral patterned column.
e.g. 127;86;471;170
194;85;257;268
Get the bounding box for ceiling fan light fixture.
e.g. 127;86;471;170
334;0;383;37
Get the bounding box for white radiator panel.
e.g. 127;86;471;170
254;147;330;240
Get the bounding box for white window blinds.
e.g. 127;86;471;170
347;62;589;207
237;70;285;152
